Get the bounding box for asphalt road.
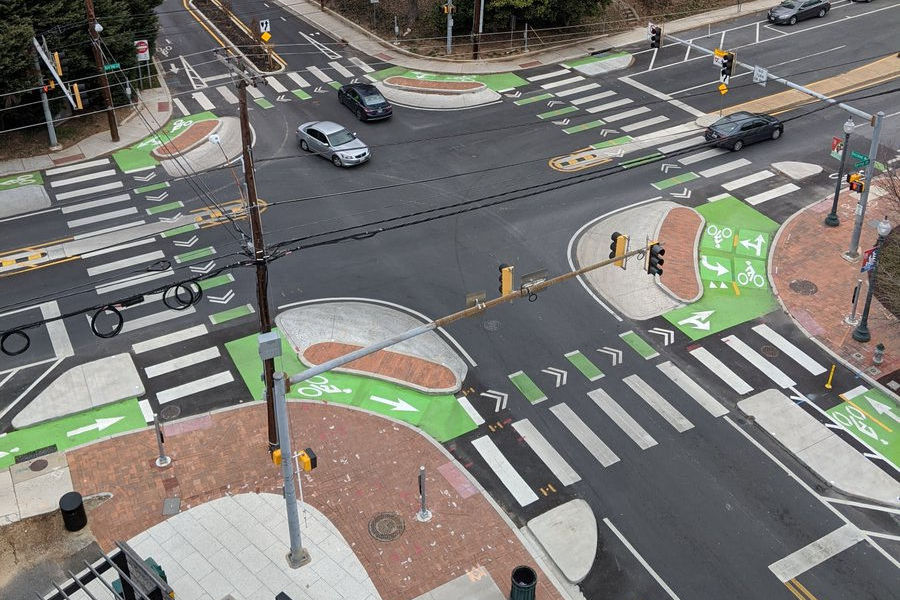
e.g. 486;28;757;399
1;0;898;598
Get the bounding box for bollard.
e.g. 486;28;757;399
874;343;885;365
416;465;432;522
510;565;537;600
60;491;87;532
153;413;171;468
824;364;836;390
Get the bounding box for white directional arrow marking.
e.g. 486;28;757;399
739;234;766;256
190;260;216;274
648;327;675;345
67;417;124;438
610;148;625;158
173;235;199;248
504;90;522;98
670;187;692;199
146;191;169;202
866;397;900;423
701;256;730;277
677;310;714;331
547;100;564;107
597;347;622;366
481;390;509;412
541;367;568;388
276;94;290;102
370;395;418;412
208;289;235;304
599;128;616;137
350;78;360;83
660;163;681;174
314;86;327;93
168;63;180;74
133;172;157;182
553;118;570;125
158;212;183;222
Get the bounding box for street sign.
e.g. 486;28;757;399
752;65;768;86
851;151;870;168
134;39;149;61
103;62;120;72
718;82;728;94
259;19;271;33
261;31;272;42
713;48;726;67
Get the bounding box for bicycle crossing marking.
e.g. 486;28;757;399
511;419;581;486
689;346;753;394
549;403;620;467
508;371;547;404
619;330;659;360
624;374;694;433
564;350;604;381
722;335;796;388
587;388;657;450
657;361;728;417
471;435;539;507
751;324;826;376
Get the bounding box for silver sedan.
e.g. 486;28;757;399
296;120;370;167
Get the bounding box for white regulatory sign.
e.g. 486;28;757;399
752;65;768;87
259;19;271;34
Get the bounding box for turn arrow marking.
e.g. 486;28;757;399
369;395;418;412
701;256;730;277
67;417;124;437
677;310;714;331
866;397;900;423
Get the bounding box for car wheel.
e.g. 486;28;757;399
817;8;826;17
772;128;782;140
300;139;310;152
332;155;343;167
789;16;797;25
732;140;744;152
356;108;364;121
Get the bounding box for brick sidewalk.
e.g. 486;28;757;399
67;403;562;600
772;191;900;384
658;206;702;302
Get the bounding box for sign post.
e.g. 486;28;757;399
134;40;149;88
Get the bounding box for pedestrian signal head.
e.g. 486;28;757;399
647;243;665;277
272;449;282;465
498;264;514;295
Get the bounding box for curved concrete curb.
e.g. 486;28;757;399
653;206;705;304
771;161;823;181
159;116;242;177
382;76;486;95
527;499;597;584
375;82;501;110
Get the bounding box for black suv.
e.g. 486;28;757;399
337;83;393;121
704;111;783;151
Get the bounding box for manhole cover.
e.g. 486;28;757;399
483;319;500;331
789;279;818;295
159;405;181;420
760;344;780;358
368;512;405;542
29;459;49;472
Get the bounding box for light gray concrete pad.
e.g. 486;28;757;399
739;389;900;507
160;117;243;177
276;301;467;392
0;468;19;524
411;571;505;600
575;201;682;320
527;499;597;584
771;161;823;180
571;54;633;76
375;82;501;110
0;184;51;218
13;354;144;428
13;462;73;519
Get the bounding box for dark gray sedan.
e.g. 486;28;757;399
704;111;783;151
296;121;370;167
767;0;830;25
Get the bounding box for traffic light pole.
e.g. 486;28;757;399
845;111;884;260
825;122;853;227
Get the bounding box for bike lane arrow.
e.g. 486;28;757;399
369;395;419;412
67;417;124;437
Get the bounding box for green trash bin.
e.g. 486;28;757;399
112;557;167;594
510;565;537;600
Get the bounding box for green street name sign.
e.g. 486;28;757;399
103;62;121;71
850;150;870;166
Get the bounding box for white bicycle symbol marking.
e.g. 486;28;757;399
736;260;765;288
831;404;880;442
706;224;733;249
295;374;352;397
157;45;172;58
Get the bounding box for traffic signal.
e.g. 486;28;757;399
298;448;317;471
721;52;735;81
272;448;282;465
647;242;665;276
498;264;514;295
649;25;662;49
442;3;453;13
608;231;628;269
847;172;866;192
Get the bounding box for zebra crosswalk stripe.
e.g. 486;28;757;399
56;181;124;202
699;158;751;178
86;250;165;276
49;169;117;188
132;324;209;354
328;61;353;78
526;68;570;82
603;106;651;123
585;98;632;114
555;83;600;97
689;346;753;395
512;419;581;485
45;158;110;177
144;347;221;378
587;388;657;449
745;183;800;206
570;90;615;105
471;436;539;506
621;115;668;132
722;335;796;388
349;56;374;73
678;148;729;165
541;76;585;90
723;169;775;191
624;374;694;433
120;306;197;333
156;371;234;404
549;403;620;467
267;77;288;93
307;65;332;83
286;72;311;87
751;324;826;375
657;361;728;417
216;86;239;104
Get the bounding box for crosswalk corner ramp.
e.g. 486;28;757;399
527;498;597;584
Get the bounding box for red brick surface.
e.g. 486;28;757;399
773;191;900;380
303;342;457;390
67;404;562;600
151;119;219;159
658;206;702;301
384;76;483;91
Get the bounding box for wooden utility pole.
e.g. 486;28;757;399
471;0;484;59
85;0;119;141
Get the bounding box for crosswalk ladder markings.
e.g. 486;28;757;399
67;206;137;228
471;435;539;506
246;86;264;99
541;76;585;90
45;158;110;176
678;148;729;165
555;83;600;97
657;361;728;417
348;57;374;73
723;169;775;191
570;90;615;105
328;61;354;78
56;181;124;201
286;72;310;87
86;250;165;276
751;324;826;375
191;91;215;111
216;86;239;104
699;158;751;178
95;269;172;295
49;169;117;188
156;371;234;404
307;65;332;83
132;324;209;354
81;238;155;259
526;68;570;82
623;374;694;433
722;335;796;388
145;347;221;378
120;305;197;333
512;419;581;485
603;106;651;123
61;193;132;214
266;77;288;93
456;396;485;426
621;115;669;133
658;136;705;154
549;403;620;467
689;346;753;395
745;183;800;206
587;388;657;449
585;98;632;114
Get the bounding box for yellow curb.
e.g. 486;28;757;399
711;54;900;119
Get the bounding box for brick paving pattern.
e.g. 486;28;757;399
152;119;220;159
384;76;483;91
658;206;703;301
67;403;562;600
772;191;900;382
304;342;457;391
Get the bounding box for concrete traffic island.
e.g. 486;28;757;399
375;77;501;110
527;499;597;584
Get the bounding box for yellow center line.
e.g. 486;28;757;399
842;396;892;433
784;580;806;600
792;578;818;600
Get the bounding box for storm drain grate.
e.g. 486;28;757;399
159;404;181;420
29;458;49;472
760;344;780;358
483;319;501;331
368;512;405;542
789;279;818;295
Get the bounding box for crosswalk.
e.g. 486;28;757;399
463;322;828;508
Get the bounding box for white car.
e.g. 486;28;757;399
296;121;370;167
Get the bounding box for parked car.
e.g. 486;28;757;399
337;83;393;121
767;0;830;25
704;111;783;151
296;121;370;167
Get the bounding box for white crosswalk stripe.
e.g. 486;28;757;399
132;324;209;354
349;56;374;73
658;136;705;154
751;324;826;375
471;436;539;506
624;375;694;433
555;83;600;97
286;72;310;87
216;85;239;104
657;361;728;417
723;169;775;191
56;181;124;201
81;238;156;259
307;65;332;83
74;221;144;239
173;98;189;116
621;115;668;132
587;388;657;449
120;306;197;334
67;206;137;228
61;193;131;214
45;158;110;177
329;61;353;78
157;371;234;404
246;85;264;99
86;250;165;276
191;91;215;110
585;98;632;114
49;169;117;188
145;347;221;378
512;419;581;485
603;106;651;123
570;90;615;105
689;346;753;395
699;158;751;178
527;68;570;82
95;269;172;295
541;76;585;90
745;183;800;205
266;77;288;93
678;148;728;165
549;403;620;467
722;335;796;388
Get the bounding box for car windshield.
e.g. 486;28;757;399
328;129;355;146
779;1;796;7
712;115;744;133
361;92;386;107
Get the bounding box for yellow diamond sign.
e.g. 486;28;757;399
718;83;728;95
261;31;272;42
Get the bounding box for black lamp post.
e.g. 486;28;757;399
825;118;855;227
852;216;892;343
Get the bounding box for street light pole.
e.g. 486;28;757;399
852;217;892;343
845;111;885;259
825;118;854;227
